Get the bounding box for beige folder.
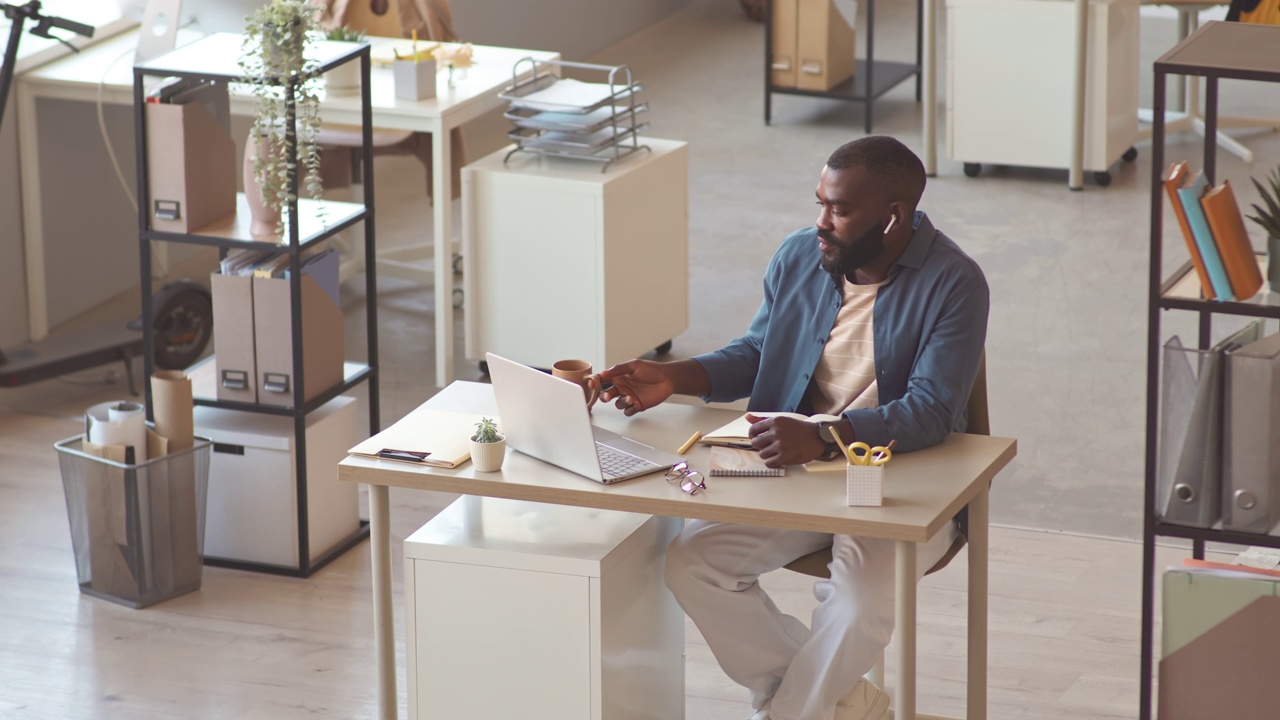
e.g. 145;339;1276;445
795;0;856;91
252;274;344;408
211;273;258;404
146;97;237;234
771;0;799;88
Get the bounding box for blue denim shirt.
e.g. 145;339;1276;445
692;212;989;454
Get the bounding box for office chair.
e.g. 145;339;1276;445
1136;0;1280;163
781;353;989;691
314;0;467;281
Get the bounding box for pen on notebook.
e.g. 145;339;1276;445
412;29;418;60
677;431;702;455
827;426;855;464
874;439;897;463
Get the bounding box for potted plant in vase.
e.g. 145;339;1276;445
322;25;366;97
1247;165;1280;293
470;417;506;472
239;0;325;238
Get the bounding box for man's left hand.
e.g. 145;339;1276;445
746;414;826;468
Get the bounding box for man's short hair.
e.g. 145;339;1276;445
826;136;926;209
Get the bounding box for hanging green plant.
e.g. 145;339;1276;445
239;0;324;235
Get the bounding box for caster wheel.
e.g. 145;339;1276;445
963;163;981;178
1093;171;1112;187
452;287;464;308
1122;146;1138;163
452;253;463;275
479;360;489;376
654;340;673;355
152;286;213;370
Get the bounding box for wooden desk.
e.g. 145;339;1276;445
339;381;1017;720
16;30;558;387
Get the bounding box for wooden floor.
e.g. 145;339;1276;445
0;407;1215;720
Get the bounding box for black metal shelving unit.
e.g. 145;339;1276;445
132;34;381;578
1142;20;1280;720
763;0;923;132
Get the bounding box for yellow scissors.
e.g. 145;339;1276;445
848;441;894;466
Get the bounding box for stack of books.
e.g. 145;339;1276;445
1164;161;1266;302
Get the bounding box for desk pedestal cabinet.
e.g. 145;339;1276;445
404;496;685;720
463;139;689;372
946;0;1139;182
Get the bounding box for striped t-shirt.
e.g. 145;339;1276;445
807;278;885;416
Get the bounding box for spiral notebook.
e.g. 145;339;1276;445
709;446;784;477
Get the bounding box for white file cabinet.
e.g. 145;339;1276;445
946;0;1139;181
463;139;689;371
194;396;359;568
404;496;685;720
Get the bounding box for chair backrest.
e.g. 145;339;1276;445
782;352;989;579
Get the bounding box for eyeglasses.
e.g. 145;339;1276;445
665;462;707;495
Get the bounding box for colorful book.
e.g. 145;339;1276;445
1201;179;1265;301
1176;171;1235;301
1163;162;1215;299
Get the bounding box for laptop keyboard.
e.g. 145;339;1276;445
596;443;662;481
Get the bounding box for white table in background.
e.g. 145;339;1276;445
16;29;558;388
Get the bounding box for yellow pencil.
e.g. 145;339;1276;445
827;426;855;464
677;431;702;455
411;29;418;61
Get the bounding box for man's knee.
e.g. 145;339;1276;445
664;531;696;596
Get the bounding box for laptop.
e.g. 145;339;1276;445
487;353;683;483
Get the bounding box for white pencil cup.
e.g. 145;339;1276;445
846;464;883;507
393;58;437;101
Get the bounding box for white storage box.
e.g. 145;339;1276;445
946;0;1139;174
404;496;685;720
195;396;359;568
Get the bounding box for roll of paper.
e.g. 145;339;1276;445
151;371;194;452
86;401;148;465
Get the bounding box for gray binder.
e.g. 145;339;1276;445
1223;331;1280;534
1158;322;1263;528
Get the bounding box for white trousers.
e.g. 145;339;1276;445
664;520;958;720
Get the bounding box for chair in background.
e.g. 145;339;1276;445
314;0;467;283
781;353;989;694
1137;0;1280;163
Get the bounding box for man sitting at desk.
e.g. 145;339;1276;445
595;136;989;720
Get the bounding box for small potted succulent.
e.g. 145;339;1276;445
322;25;366;96
1247;165;1280;293
470;417;506;472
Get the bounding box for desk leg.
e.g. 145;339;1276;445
17;80;49;340
895;541;917;720
921;0;937;177
371;484;398;720
967;487;989;720
433;128;454;389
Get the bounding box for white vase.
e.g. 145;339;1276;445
243;134;280;238
470;437;506;472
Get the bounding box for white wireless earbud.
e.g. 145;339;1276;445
883;215;897;235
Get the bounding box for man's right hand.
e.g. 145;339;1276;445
595;360;676;417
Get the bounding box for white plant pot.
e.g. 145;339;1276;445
324;62;361;96
470;437;506;472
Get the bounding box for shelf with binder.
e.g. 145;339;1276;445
1141;21;1280;720
499;58;650;171
132;33;380;578
763;0;923;133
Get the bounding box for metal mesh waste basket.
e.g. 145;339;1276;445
55;435;211;608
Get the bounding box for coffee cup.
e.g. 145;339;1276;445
552;359;601;411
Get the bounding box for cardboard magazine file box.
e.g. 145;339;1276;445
145;85;237;233
195;396;359;567
773;0;856;91
252;273;344;408
211;273;258;404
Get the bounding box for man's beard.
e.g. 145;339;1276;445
819;221;886;283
